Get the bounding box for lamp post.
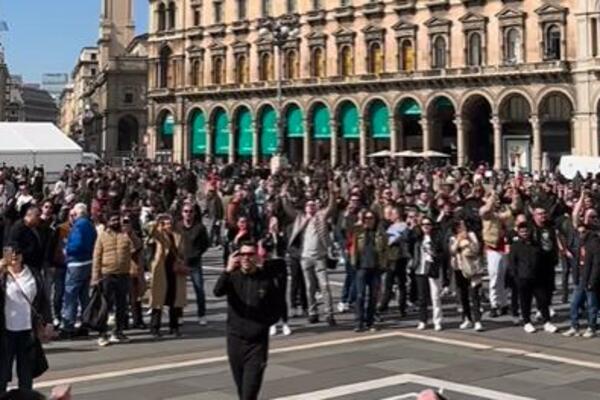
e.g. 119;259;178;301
259;16;299;170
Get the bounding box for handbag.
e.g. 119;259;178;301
82;285;109;332
7;271;50;344
30;336;49;379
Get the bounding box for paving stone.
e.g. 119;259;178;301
422;360;532;383
368;358;444;373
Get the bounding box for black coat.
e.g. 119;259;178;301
579;233;600;290
410;232;443;279
214;260;285;340
507;238;543;282
8;221;43;272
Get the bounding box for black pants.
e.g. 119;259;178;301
101;274;130;335
0;330;34;393
455;271;482;323
518;279;551;324
289;257;307;311
380;259;408;314
227;333;269;400
408;269;418;304
415;275;429;323
355;268;380;328
151;307;182;332
562;257;574;304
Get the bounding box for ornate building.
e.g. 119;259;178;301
147;0;600;171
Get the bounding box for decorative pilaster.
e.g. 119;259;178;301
420;115;430;152
530;115;541;172
330;121;338;168
252;120;259;166
303;117;310;166
491;115;502;170
228;121;235;164
359;117;367;166
455;117;465;166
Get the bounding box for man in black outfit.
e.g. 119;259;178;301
8;204;43;272
214;242;284;400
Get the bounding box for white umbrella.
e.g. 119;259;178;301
420;150;451;158
368;150;392;158
394;150;421;158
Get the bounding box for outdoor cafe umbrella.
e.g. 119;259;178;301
394;150;421;158
420;150;451;158
368;150;393;158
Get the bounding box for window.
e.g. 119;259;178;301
340;45;353;76
91;53;97;61
432;36;447;69
91;68;97;76
467;32;482;66
593;18;598;58
158;3;166;31
262;0;272;16
124;92;134;104
237;0;247;20
191;59;201;86
213;56;225;85
312;0;322;10
213;1;223;23
368;43;384;74
193;9;201;26
235;55;249;84
545;24;561;60
505;28;521;64
168;2;176;30
400;39;415;71
340;0;352;6
259;52;274;81
159;46;172;88
312;47;326;78
286;0;297;13
284;50;299;79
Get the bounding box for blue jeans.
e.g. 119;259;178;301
53;267;67;322
354;268;380;328
570;284;599;331
62;264;91;331
190;262;206;318
341;258;357;305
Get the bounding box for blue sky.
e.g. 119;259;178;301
2;0;149;83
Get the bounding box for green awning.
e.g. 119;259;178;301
313;104;331;139
190;111;206;155
399;100;421;116
237;108;253;156
340;102;359;139
261;107;277;155
370;101;390;139
435;97;454;111
162;114;174;136
286;105;304;138
214;109;229;155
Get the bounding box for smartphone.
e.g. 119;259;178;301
2;246;13;264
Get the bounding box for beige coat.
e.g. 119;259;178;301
148;224;187;309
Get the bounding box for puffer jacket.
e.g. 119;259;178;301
92;229;133;281
350;226;389;270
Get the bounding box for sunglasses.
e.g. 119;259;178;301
364;216;375;220
422;222;432;226
239;252;255;257
182;210;194;214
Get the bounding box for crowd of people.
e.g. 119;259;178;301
0;159;599;397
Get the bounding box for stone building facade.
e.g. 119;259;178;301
146;0;600;171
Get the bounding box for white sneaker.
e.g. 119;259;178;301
543;322;558;334
474;322;484;332
282;324;292;336
97;336;110;347
337;302;346;313
52;318;60;328
562;327;579;337
524;323;536;334
417;322;426;330
198;317;208;326
459;320;473;330
434;323;443;332
107;313;116;327
582;328;596;338
549;307;556;318
269;325;277;336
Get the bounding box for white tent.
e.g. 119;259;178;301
0;123;82;180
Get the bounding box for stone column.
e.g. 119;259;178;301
389;115;398;154
491;115;502;170
228;121;235;164
303;117;310;166
359;117;367;166
420;115;430;152
147;126;157;160
590;116;599;156
455;117;465;166
206;122;213;163
530;115;541;172
330;121;338;168
172;122;184;163
252;120;259;166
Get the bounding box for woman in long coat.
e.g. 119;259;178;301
147;214;187;338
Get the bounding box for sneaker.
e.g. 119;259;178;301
269;325;277;336
524;323;536;334
308;315;319;324
107;313;116;327
434;323;443;332
198;317;208;326
543;322;558;334
109;333;130;344
326;316;337;327
52;318;61;329
512;316;521;326
459;320;473;330
282;324;292;336
417;322;426;330
474;322;484;332
562;327;579;337
368;326;379;333
549;307;556;318
337;302;346;313
97;336;110;347
582;328;596;338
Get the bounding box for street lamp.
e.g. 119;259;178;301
259;16;300;170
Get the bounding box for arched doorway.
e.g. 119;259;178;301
336;101;359;165
499;93;532;171
157;111;174;151
117;115;139;154
189;109;207;160
258;105;277;162
366;99;390;156
284;104;304;165
395;98;423;153
461;95;493;166
310;103;331;162
539;92;573;169
234;106;253;161
212;107;230;162
428;96;457;162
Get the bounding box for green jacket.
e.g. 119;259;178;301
350;227;389;270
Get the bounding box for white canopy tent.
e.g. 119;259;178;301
0;123;82;180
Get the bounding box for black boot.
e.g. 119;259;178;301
133;302;147;329
168;307;182;337
150;309;162;339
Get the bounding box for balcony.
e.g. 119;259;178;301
186;27;204;39
231;20;249;34
306;10;326;25
392;0;416;14
334;6;355;21
207;23;226;37
362;1;385;18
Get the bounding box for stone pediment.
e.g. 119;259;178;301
333;27;356;45
496;7;525;20
459;12;487;23
231;40;250;54
306;31;327;48
362;25;386;42
208;41;226;57
186;45;204;56
424;17;451;35
535;3;566;16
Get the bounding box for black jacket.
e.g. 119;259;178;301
508;238;543;281
8;220;43;272
178;221;210;266
410;232;443;279
579;232;600;290
213;260;284;340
